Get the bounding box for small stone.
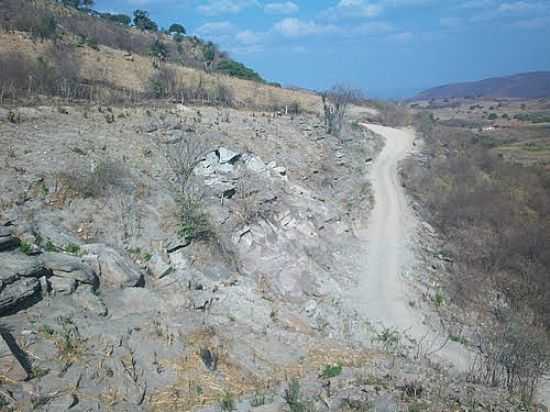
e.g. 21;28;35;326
49;276;77;295
147;254;173;279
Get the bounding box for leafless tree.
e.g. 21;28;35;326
322;85;362;137
164;129;210;194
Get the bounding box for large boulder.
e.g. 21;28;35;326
41;252;99;287
81;244;144;288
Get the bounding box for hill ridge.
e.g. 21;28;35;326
415;71;550;100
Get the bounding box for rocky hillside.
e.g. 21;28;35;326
0;102;528;411
415;71;550;100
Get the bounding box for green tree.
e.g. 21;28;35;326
169;23;186;34
215;59;264;82
150;39;168;59
133;10;158;32
101;13;131;26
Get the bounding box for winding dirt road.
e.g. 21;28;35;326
355;124;417;332
354;123;471;370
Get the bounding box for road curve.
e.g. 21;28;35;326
354;123;471;370
355;124;418;332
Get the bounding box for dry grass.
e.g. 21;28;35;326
151;327;378;411
0;31;321;111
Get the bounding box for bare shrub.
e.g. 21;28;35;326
406;114;550;402
472;310;550;403
374;101;410;127
60;158;131;198
163;129;210;194
234;170;260;225
322;85;362;137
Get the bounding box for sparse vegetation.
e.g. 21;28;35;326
64;243;81;256
373;327;400;353
406;111;550;402
219;391;235;411
284;379;310;412
60;158;131;198
177;194;212;242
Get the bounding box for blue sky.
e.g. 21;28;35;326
93;0;550;98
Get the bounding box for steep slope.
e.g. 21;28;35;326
416;71;550;100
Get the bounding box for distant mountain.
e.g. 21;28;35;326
415;71;550;100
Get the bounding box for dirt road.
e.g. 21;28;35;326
354;123;471;370
354;124;418;331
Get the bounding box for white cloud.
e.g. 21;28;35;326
440;16;463;28
321;0;383;21
197;0;258;16
196;21;237;36
264;1;299;15
513;16;550;28
387;31;413;42
274;18;339;37
236;30;264;45
498;1;531;12
353;21;394;34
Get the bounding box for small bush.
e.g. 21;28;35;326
177;194;212;242
373;327;400;352
284;379;305;412
250;391;268;407
19;241;33;256
487;112;498;120
320;363;343;379
64;243;81;256
219;392;235;411
35;14;58;41
60;158;130;198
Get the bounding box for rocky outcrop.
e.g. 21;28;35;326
0;251;49;314
0;226;18;252
41;252;99;287
81;244;144;288
73;285;108;317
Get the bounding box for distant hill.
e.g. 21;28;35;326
415;71;550;100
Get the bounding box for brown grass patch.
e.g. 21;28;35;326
151;327;378;411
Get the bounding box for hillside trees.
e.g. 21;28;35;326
100;13;131;26
169;23;186;35
133;9;158;32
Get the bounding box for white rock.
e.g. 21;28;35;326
217;147;240;164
